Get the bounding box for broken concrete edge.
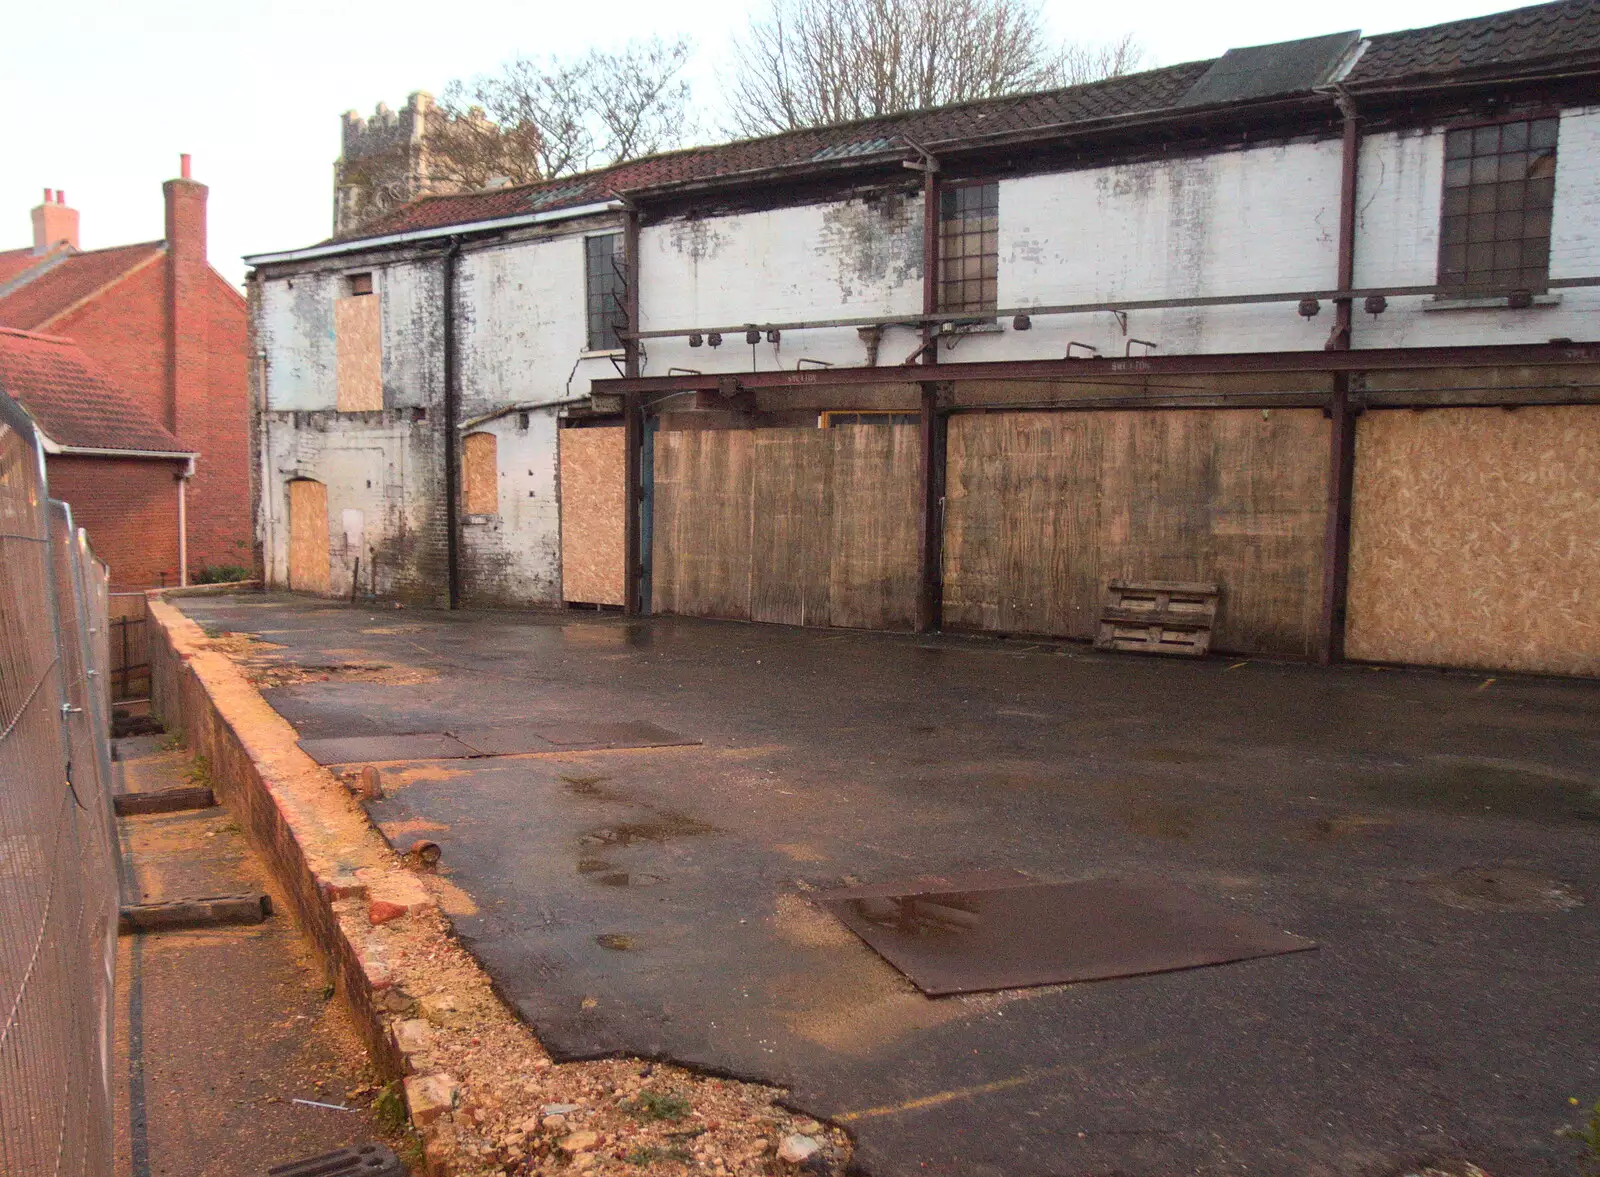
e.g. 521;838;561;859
146;598;459;1162
119;892;272;933
146;598;860;1175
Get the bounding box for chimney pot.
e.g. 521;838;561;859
180;154;192;180
55;190;64;204
42;187;52;203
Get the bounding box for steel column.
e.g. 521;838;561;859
623;391;643;616
915;383;947;632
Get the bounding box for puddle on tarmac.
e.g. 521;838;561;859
595;933;636;951
580;817;715;846
1129;746;1214;765
1361;763;1600;823
562;775;610;796
1421;867;1584;912
596;872;666;887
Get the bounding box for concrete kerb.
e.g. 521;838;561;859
147;598;458;1156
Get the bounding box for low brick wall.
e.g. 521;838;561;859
148;597;429;1078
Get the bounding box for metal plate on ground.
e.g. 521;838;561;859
818;876;1316;996
531;721;699;751
451;726;564;756
297;733;477;765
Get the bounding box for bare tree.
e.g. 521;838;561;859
724;0;1144;137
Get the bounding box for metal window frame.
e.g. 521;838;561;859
584;232;628;352
1436;113;1560;295
937;180;1000;316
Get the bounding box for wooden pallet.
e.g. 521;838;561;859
1094;580;1220;657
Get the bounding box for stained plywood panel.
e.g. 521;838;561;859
559;427;626;606
652;429;755;620
1346;406;1600;676
288;479;330;595
652;425;921;630
827;425;921;630
750;429;832;626
334;296;382;412
942;410;1328;656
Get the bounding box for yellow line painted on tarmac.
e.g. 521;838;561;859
833;1066;1075;1122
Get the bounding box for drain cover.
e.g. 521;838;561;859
818;875;1315;995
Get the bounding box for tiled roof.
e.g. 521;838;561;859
325;0;1600;248
0;245;51;288
342;62;1210;240
0;327;187;454
1348;0;1600;84
0;241;164;331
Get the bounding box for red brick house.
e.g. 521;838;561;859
0;327;195;588
0;157;251;584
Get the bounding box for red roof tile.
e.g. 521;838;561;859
0;241;164;331
0;327;187;454
325;0;1600;248
0;245;54;288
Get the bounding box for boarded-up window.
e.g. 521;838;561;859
462;432;498;515
335;295;382;411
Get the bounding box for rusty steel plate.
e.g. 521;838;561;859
451;727;564;757
297;733;477;765
530;721;699;751
818;876;1316;996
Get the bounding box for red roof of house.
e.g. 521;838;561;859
0;241;164;331
0;245;55;288
324;0;1600;248
0;326;188;454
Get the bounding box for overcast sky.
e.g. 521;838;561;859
1;0;1527;287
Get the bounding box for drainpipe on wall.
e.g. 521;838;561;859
908;143;946;632
621;205;644;616
442;236;462;610
1319;90;1362;664
176;456;195;587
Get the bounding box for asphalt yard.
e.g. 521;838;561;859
179;593;1600;1177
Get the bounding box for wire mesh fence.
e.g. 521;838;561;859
1;392;118;1177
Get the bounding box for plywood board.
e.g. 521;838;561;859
462;431;498;516
652;429;755;620
1345;406;1600;676
750;429;832;626
334;296;383;412
651;424;921;630
288;479;330;595
942;410;1328;656
559;427;626;606
827;424;921;630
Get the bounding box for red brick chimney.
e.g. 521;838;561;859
163;153;209;439
31;188;79;254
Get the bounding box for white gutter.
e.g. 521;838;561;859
242;200;626;267
35;428;197;464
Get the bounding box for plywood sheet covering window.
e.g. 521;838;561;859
652;425;920;630
941;410;1329;656
559;427;626;606
334;295;382;411
287;479;331;595
1345;406;1600;676
462;431;498;516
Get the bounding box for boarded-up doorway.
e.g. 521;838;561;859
1345;406;1600;676
652;425;920;629
559;426;627;606
288;479;331;595
940;409;1330;657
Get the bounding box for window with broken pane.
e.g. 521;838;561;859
1438;117;1558;294
584;233;628;351
938;182;999;315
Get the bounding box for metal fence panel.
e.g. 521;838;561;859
0;395;116;1177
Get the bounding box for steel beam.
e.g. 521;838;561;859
601;342;1600;397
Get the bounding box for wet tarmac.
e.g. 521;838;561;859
179;594;1600;1177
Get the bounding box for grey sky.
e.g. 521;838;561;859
1;0;1526;286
